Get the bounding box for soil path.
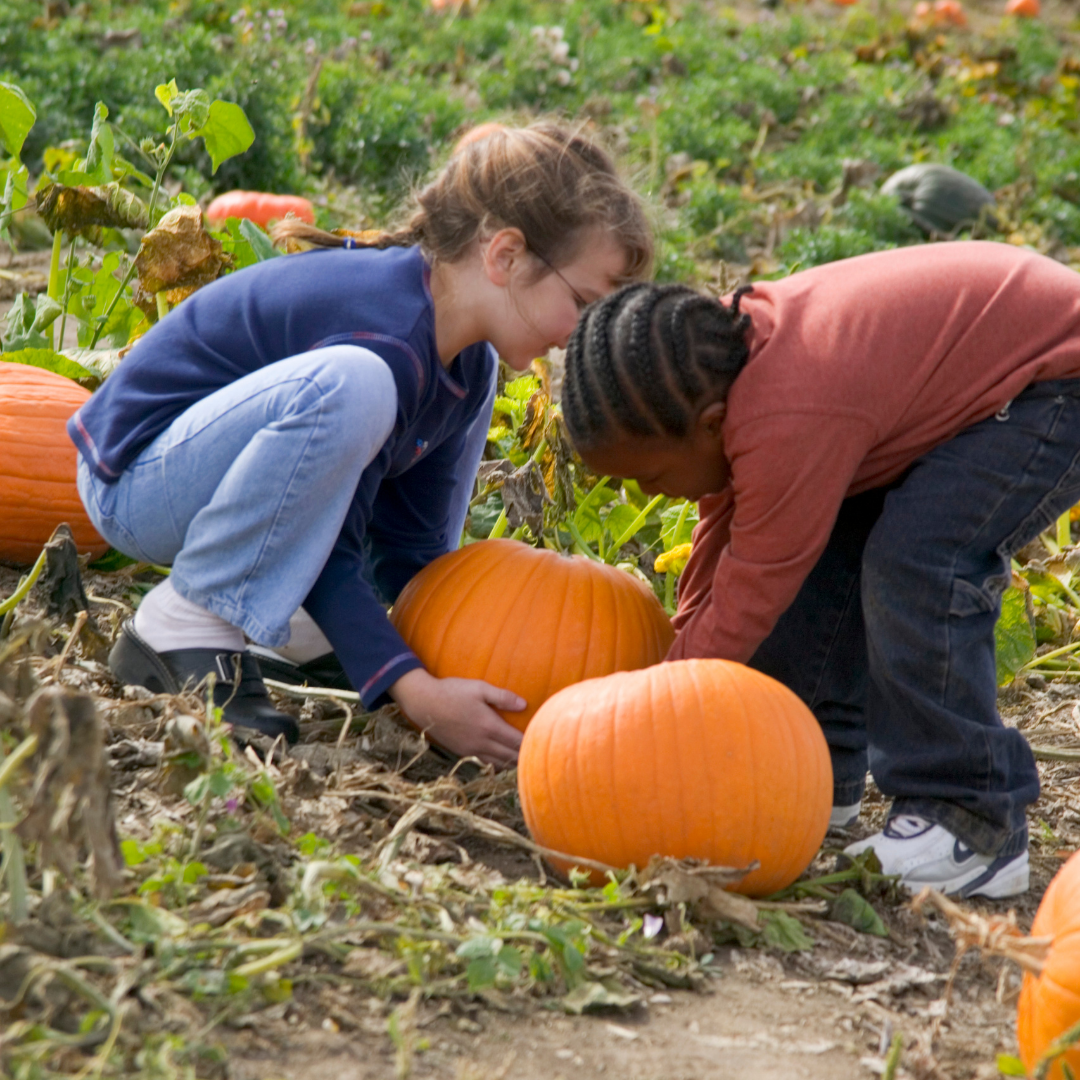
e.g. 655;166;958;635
226;974;874;1080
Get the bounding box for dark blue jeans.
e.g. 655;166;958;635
749;379;1080;858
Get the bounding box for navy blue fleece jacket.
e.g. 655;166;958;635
69;245;497;706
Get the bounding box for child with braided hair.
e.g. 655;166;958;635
70;122;651;766
562;240;1080;898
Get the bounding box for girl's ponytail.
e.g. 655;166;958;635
268;219;421;251
270;121;652;281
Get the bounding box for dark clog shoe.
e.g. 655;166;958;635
109;620;300;744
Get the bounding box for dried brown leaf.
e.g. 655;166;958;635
134;204;231;303
36;182;149;238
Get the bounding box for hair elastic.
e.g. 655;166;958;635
342;237;358;249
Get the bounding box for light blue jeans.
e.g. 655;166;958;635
77;346;491;647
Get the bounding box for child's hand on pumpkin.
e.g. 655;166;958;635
390;668;524;768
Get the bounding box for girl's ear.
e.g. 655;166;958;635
698;400;727;440
482;227;529;287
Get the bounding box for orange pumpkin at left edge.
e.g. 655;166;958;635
389;538;675;732
0;362;109;565
1017;849;1080;1080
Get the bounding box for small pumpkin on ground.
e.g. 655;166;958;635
0;362;108;565
205;191;316;228
389;538;674;733
516;659;833;897
1018;850;1080;1079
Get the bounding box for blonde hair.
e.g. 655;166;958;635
271;122;652;282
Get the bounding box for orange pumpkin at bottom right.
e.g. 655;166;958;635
517;659;833;897
1018;849;1080;1079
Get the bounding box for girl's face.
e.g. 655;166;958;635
487;230;629;371
580;404;732;502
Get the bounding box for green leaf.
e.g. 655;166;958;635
465;955;498;991
174;89;211;137
0;163;29;246
661;500;698;549
208;769;233;798
829;888;888;937
995;1054;1027;1076
760;910;814;952
154;79;180;117
184;773;211;806
118;899;189;942
996;586;1036;687
239;218;280;261
503;374;540;402
82;102;114;186
216;217;259;270
70;252;140;349
88;548;137;572
0;347;96;382
194;100;255;174
456;935;501;960
603;503;641;545
496;944;523;979
181;861;207;885
0;82;36;161
120;838;161;866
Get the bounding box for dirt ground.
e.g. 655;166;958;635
3;561;1076;1080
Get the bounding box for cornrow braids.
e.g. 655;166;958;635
563;283;754;449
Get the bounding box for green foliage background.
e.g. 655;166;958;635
5;0;1080;274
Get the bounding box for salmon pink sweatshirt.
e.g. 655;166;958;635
671;241;1080;663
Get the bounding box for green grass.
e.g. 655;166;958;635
5;0;1080;270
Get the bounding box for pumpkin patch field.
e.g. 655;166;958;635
3;0;1080;1076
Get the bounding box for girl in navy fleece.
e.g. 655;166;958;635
70;124;652;765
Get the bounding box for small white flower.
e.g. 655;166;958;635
643;914;663;940
555;69;572;86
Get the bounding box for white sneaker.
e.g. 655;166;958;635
829;802;862;829
843;815;1029;898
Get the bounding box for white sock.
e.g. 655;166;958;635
133;577;245;653
268;607;333;664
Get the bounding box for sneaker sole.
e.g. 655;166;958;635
956;852;1030;899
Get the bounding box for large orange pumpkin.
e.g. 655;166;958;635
389;539;674;732
0;362;108;565
517;659;833;896
1018;850;1080;1079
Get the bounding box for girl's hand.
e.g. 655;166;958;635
389;668;525;768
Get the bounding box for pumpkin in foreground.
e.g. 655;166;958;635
1018;849;1080;1079
0;362;108;564
389;539;674;732
517;659;833;897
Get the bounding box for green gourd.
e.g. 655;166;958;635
881;164;996;235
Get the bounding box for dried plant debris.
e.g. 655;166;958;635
16;685;124;897
0;558;1078;1079
132;204;232;315
35;182;149;239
